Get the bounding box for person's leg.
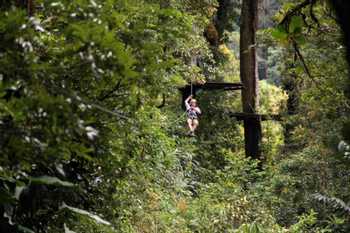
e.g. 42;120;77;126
192;119;199;132
187;118;193;132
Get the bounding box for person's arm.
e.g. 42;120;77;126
195;107;201;115
184;95;192;110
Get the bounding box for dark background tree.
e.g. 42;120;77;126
331;0;350;142
240;0;262;160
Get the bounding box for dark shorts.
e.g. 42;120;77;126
186;108;199;120
187;112;198;120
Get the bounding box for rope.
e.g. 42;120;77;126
169;80;193;126
54;86;133;122
168;112;187;126
190;80;193;96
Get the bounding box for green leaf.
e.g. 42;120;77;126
60;202;111;226
18;225;35;233
271;25;288;41
289;16;303;34
295;65;304;75
29;176;75;187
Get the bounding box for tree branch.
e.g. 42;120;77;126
309;0;320;27
292;39;325;91
280;0;316;25
97;80;122;101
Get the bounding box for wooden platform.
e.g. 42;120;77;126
179;82;243;92
179;82;243;109
228;112;282;121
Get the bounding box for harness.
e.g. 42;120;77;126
187;108;199;119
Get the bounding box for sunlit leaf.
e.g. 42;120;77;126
60;202;111;226
271;25;288;42
29;176;75;187
18;225;35;233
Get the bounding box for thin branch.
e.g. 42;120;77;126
280;0;316;25
97;80;122;101
309;0;320;27
57;87;133;122
292;39;326;92
88;102;130;121
292;41;313;79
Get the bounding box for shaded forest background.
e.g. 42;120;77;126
1;0;350;232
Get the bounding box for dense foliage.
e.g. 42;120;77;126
0;0;349;232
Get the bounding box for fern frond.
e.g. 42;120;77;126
312;193;350;214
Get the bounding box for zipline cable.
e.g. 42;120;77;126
190;80;193;96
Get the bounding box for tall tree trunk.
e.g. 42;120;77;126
331;0;350;141
28;0;34;16
331;0;350;70
240;0;262;159
15;0;34;16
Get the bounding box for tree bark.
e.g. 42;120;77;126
331;1;350;81
331;0;350;141
28;0;34;16
240;0;262;159
15;0;34;16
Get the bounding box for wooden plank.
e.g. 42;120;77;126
179;82;243;92
179;82;243;110
228;112;282;121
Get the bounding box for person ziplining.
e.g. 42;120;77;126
185;95;201;137
179;81;243;137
